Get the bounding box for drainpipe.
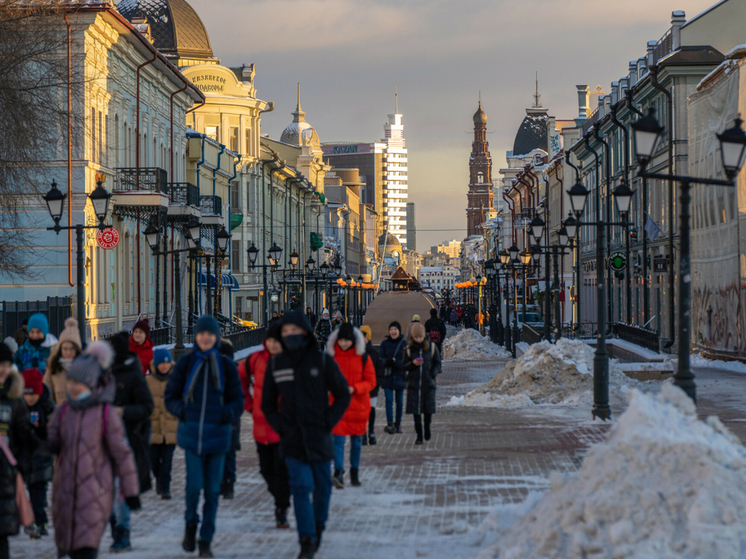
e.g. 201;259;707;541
566;151;582;327
650;65;675;349
261;155;280;325
228;153;241;322
502;192;515;244
555;162;565;325
594;126;613;329
65;14;73;288
585;134;602;324
610;101;632;323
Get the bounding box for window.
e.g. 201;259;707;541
230;127;238;152
231;240;240;273
231;182;239;208
91;108;96;162
206;126;219;141
98;111;103;165
245;128;251;154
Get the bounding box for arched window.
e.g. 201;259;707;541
477;171;484;184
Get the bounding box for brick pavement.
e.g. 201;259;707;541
13;358;613;559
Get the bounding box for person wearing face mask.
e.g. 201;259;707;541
15;313;51;375
403;323;442;445
262;311;351;559
44;317;83;405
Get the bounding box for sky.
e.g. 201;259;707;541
189;0;717;252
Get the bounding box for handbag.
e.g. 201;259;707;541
382;339;406;378
0;435;35;528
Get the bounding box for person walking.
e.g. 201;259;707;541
378;321;407;434
49;342;141;559
13;319;27;348
107;332;154;553
165;316;244;559
129;320;154;376
262;311;351;559
449;309;458;327
43;317;83;405
22;367;55;538
306;307;317;329
314;309;333;350
15;313;51;374
146;348;178;500
219;339;241;500
425;308;446;354
326;323;376;489
403;324;442;445
456;306;463;325
0;428;19;559
358;325;380;446
240;322;291;529
332;311;344;328
405;314;421;341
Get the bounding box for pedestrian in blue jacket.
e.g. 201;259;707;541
165;316;244;559
15;313;51;374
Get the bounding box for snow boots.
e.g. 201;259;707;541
183;522;198;552
350;468;361;487
315;524;325;552
414;420;424;445
368;431;377;445
395;423;402;434
332;469;344;489
384;423;395;434
276;507;290;529
109;527;131;553
221;479;234;499
198;540;213;558
298;536;316;559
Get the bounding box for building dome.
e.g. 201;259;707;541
473;101;487;124
117;0;217;65
281;87;320;148
378;232;401;247
512;109;548;157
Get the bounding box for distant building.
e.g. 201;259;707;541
406;202;416;251
467;98;494;237
417;265;460;293
430;239;462;259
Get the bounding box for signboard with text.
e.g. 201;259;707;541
97;228;120;250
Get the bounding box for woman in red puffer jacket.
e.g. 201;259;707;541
239;323;291;529
326;322;376;489
129;319;154;376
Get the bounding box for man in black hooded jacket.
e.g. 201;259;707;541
262;311;350;559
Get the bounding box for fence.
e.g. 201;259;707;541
223;326;266;352
150;326;171;346
563;322;598;340
612;322;659;352
168;182;199;207
1;297;73;339
115;167;168;193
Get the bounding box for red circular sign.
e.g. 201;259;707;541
97;227;120;249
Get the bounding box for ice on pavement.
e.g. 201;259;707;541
475;382;746;559
691;352;746;374
442;328;510;361
448;338;636;407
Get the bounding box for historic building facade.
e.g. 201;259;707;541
467;100;494;237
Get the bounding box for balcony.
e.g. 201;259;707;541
200;195;223;226
111;167;169;219
167;182;200;221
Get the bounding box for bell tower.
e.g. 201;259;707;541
467;96;494;237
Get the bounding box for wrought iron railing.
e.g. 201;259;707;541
0;297;72;339
612;322;659;352
563;322;598;339
150;326;171;346
200;195;223;216
223;326;266;353
114;168;168;193
168;182;199;207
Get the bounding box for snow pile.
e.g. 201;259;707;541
452;338;635;407
441;328;510;360
445;323;460;338
691;353;746;374
476;383;746;559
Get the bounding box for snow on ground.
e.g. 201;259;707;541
448;338;636;408
474;382;746;559
445;323;461;338
442;328;510;361
691;353;746;374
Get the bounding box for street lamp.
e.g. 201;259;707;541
289;249;300;270
633;109;746;402
530;216;545;241
248;241;282;327
268;242;282;267
568;180;589;217
216;226;231;254
44;180;111;344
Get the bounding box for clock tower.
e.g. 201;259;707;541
467;98;494;237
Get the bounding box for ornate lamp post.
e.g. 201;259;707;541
247;240;282;326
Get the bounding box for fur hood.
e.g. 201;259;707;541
326;326;366;357
4;367;24;400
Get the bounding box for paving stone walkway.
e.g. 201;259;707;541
12;358;616;559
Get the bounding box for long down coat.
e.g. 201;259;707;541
327;327;377;437
403;339;442;416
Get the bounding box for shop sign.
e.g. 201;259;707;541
97;227;120;249
609;251;627;272
654;256;667;273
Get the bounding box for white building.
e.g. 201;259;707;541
382;100;408;239
418;265;460;292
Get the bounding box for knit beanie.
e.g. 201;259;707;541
68;341;114;390
359;325;372;341
195;315;221;338
266;321;282;342
58;317;83;351
322;308;330;317
388;321;402;333
153;348;172;368
0;342;13;364
412;314;421;322
411;323;426;340
334;311;344;320
22;368;43;395
133;319;150;337
109;331;131;363
2;337;17;355
337;322;355;342
28;313;49;337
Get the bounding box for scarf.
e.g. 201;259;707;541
183;347;224;403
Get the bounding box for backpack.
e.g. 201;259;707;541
428;328;442;345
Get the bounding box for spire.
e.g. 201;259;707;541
395;86;399;114
292;82;306;123
533;72;542;108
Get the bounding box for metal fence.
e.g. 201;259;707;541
223;326;266;352
115;167;168;193
563;322;598;340
168;182;199;207
612;322;660;352
0;297;73;339
150;326;171;346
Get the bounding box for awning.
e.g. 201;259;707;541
199;272;240;291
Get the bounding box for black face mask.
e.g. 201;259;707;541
282;334;307;353
28;337;43;348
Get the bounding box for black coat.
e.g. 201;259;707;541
26;384;56;485
0;439;18;536
425;317;446;347
262;335;351;463
378;336;408;391
403;341;442;415
112;355;154;494
365;341;381;398
0;369;37;476
314;318;333;348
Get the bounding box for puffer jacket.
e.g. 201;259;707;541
378;335;408;391
49;383;139;556
314;318;333;349
129;336;154;376
327;328;376;437
146;364;178;446
27;383;56;484
165;348;244;456
0;436;18;537
403;339;442;416
240;346;280;446
0;368;37;475
15;339;50;374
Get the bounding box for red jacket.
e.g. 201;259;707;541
327;328;376;437
240;346;280;445
129;336;153;376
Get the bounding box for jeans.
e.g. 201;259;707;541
113;478;130;531
333;435;362;473
29;480;48;525
285;457;332;542
222;451;236;485
184;450;226;543
384;388;404;426
67;548;98;559
257;443;291;510
150;444;175;493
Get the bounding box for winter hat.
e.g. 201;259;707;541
388;321;402;333
109;331;131;363
68;341;114;390
412;314;421;322
195;315;221;338
359;325;372;341
133;319;150;337
334;311;344;321
337;322;355;343
220;338;234;359
2;337;17;355
430;308;438;317
153;348;172;368
28;313;49;337
0;342;13;364
279;311;311;332
322;308;330;317
22;368;43;395
58;317;82;351
266;321;282;342
411;323;426;340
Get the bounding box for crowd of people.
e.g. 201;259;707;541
0;306;449;559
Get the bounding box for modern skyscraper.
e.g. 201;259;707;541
466;97;494;237
406;202;416;251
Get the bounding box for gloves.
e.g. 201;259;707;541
125;496;141;511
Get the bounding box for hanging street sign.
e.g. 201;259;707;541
608;251;627;272
97;227;120;250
